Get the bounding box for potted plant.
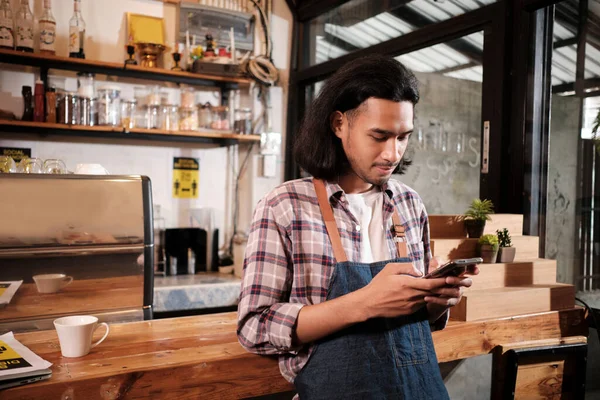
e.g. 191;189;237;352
464;199;494;238
478;234;499;263
496;228;516;263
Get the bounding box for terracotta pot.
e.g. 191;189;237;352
464;219;486;238
497;247;516;263
479;244;498;263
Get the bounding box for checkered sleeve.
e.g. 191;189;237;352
237;197;305;355
421;203;449;331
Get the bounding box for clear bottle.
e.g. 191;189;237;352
39;0;56;55
69;0;85;59
15;0;33;53
0;0;14;50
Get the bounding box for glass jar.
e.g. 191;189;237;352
198;103;213;129
57;91;80;125
134;86;148;106
17;157;43;174
43;159;67;174
147;85;161;106
162;104;179;131
179;107;198;131
0;156;17;173
146;104;161;129
210;106;230;130
136;105;148;129
233;108;252;134
97;86;121;126
180;86;195;109
76;72;95;98
121;99;137;129
79;96;98;126
160;90;170;105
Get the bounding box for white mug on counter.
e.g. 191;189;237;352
33;273;73;294
53;315;110;358
74;164;109;175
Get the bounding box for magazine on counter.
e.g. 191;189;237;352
0;281;22;308
0;332;52;389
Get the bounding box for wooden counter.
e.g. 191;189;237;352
2;276;143;322
3;308;587;399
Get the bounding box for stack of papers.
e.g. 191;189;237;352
0;332;52;390
0;281;22;308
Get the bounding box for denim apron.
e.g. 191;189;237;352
293;179;449;400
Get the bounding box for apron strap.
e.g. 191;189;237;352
391;210;408;258
314;178;348;263
314;178;409;262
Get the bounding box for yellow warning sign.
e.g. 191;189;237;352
172;157;199;199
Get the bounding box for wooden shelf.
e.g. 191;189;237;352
0;120;261;146
0;48;252;88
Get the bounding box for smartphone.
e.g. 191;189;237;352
423;257;483;279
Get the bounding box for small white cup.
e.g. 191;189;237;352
33;274;73;294
53;316;109;358
74;164;109;175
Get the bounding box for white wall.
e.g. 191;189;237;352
0;0;292;270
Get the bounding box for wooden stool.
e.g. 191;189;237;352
491;337;588;399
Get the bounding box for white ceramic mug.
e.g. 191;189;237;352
74;164;109;175
53;316;109;358
33;274;73;294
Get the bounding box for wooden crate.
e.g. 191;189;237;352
450;284;575;321
429;214;524;239
484;214;524;236
468;259;557;291
431;235;540;260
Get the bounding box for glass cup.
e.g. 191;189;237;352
43;159;67;174
17;158;43;174
0;156;17;173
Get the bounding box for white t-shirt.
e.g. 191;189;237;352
345;186;390;263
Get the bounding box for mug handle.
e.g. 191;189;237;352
61;276;74;288
91;323;110;348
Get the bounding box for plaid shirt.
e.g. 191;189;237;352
237;178;446;383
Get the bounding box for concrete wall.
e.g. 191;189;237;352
545;94;581;284
398;71;482;215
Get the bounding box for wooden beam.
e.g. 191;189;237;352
553;36;578;49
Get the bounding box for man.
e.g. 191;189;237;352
237;55;477;399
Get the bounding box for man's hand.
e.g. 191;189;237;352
357;262;454;320
424;257;480;322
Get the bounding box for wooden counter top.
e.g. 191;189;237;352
2;276;143;322
3;308;587;399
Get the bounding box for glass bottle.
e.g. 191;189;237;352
15;0;33;53
33;79;44;122
0;0;14;50
69;0;85;59
45;88;56;123
39;0;56;55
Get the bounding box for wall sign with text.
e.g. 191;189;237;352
172;157;199;199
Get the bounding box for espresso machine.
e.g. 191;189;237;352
0;174;154;333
